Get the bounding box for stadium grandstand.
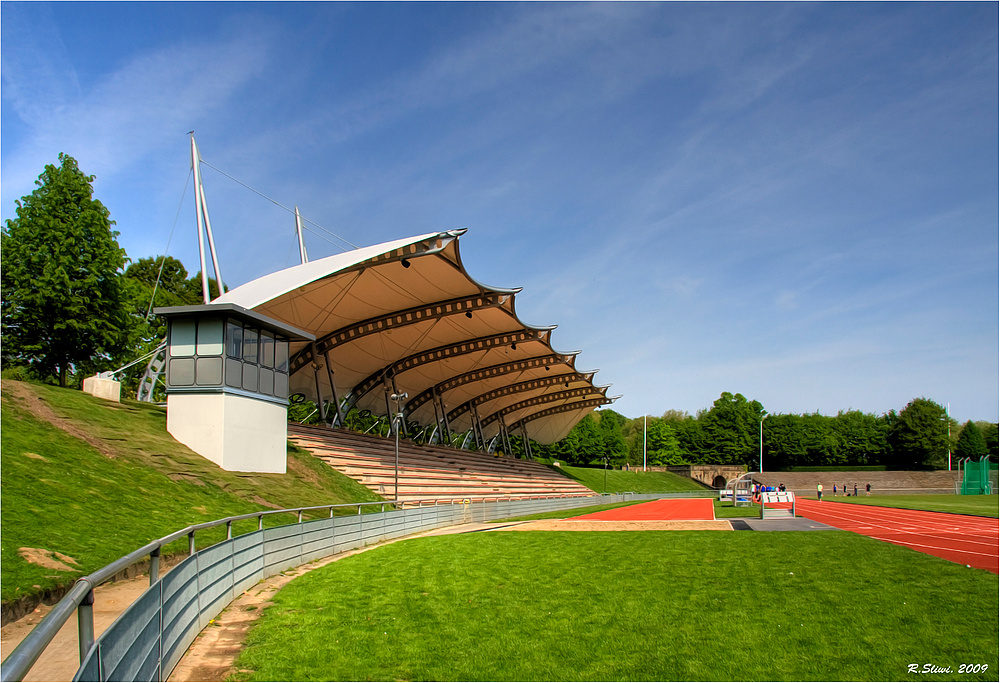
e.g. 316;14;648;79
213;228;616;446
151;225;619;492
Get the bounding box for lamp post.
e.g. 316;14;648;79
947;402;952;471
643;414;647;472
603;455;609;494
390;392;408;502
758;414;767;473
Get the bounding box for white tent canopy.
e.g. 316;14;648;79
215;230;617;445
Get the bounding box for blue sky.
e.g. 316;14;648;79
2;2;997;423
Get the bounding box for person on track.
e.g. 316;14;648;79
817;483;823;501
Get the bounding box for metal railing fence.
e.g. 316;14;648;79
2;491;678;682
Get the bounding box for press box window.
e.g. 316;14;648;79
243;328;258;364
226;321;243;358
260;332;275;368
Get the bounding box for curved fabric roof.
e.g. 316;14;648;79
215;230;617;445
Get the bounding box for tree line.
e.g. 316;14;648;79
537;392;998;471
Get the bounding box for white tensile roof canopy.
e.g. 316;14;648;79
215;229;617;445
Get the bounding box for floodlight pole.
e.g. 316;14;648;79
947;403;952;471
643;414;647;472
759;414;768;474
391;392;408;502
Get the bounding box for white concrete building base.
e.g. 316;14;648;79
166;393;287;473
82;376;121;402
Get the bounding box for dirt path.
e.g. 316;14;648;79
0;574;152;682
3;381;117;458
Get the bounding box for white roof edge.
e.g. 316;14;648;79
215;230;457;310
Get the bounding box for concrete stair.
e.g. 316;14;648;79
288;423;595;502
753;470;961;496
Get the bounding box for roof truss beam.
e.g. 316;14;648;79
289;291;511;375
509;397;615;431
404;353;576;414
344;328;552;409
480;386;609;428
446;372;593;423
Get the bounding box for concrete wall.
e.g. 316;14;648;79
166;393;287;473
665;465;747;488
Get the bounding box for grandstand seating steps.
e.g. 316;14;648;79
288;423;594;502
753;470;962;495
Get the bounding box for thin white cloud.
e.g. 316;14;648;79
1;17;275;210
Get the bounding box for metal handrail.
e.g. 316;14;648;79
0;492;600;682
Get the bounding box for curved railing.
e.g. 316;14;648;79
2;491;676;682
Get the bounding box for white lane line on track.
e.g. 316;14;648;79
866;535;1000;560
796;508;999;548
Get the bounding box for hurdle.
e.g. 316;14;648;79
760;491;796;519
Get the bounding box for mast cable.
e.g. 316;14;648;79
199;159;358;251
146;169;193;320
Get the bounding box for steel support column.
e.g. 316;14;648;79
310;342;327;422
323;351;345;427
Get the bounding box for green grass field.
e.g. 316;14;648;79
555;464;709;494
232;530;999;681
829;494;998;518
1;381;380;604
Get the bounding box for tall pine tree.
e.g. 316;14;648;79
2;154;130;386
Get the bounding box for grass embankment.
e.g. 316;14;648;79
555;464;708;494
829;494;998;518
1;381;380;606
233;531;999;682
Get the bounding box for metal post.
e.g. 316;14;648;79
324;351;345;427
198;183;224;297
947;403;952;471
295;206;309;265
188;531;196;556
311;342;327;422
258;515;264;530
77;588;95;664
226;521;233;540
759;414;768;474
439;395;452;444
431;394;444;444
394;416;400;499
471;403;485;450
190;135;211;304
643;414;647;472
149;548;161;587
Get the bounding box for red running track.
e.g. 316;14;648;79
796;499;999;574
574;498;715;521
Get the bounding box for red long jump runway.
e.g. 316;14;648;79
796;499;999;574
574;498;715;521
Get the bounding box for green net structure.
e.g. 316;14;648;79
959;456;998;495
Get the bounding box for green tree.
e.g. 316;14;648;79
955;420;988;459
700;392;765;466
645;418;684;466
977;422;999;458
887;398;949;469
2;154;130;386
